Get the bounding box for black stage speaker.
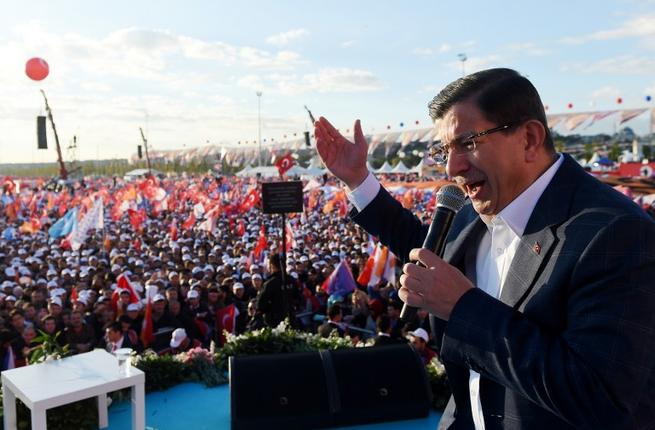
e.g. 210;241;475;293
137;145;143;159
304;131;311;147
37;116;47;149
230;351;332;430
229;344;431;430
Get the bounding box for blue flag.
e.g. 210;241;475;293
2;227;15;241
48;207;78;238
322;260;357;296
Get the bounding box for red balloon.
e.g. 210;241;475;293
567;103;573;109
616;97;623;104
26;57;49;81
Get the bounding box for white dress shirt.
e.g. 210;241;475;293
347;155;564;430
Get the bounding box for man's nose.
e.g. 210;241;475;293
446;152;470;178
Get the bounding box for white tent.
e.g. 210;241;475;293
235;166;279;177
123;169;165;180
375;161;393;173
391;161;410;174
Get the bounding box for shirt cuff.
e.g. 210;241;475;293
346;172;380;212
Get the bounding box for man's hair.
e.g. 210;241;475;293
9;309;24;320
428;68;553;151
104;321;122;333
41;314;56;324
327;304;342;320
269;253;283;271
376;314;391;333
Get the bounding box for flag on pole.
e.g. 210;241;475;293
254;225;267;258
140;299;154;348
368;244;389;287
321;260;357;296
48;207;78;238
275;153;295;176
70;199;103;251
216;304;239;344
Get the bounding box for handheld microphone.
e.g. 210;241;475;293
400;184;467;322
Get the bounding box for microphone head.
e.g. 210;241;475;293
436;185;466;212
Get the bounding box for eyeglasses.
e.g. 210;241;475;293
428;123;515;165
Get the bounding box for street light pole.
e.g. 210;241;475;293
457;53;467;77
256;91;263;167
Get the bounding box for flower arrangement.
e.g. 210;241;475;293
175;346;214;365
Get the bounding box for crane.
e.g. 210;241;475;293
139;127;152;175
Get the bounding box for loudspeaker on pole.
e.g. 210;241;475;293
37;116;47;149
304;131;311;147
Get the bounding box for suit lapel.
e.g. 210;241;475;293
499;154;580;307
443;215;486;271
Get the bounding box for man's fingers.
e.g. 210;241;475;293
409;247;442;268
319;116;343;141
398;286;423;308
399;272;424;295
354;119;366;148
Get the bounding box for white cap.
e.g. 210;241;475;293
408;328;429;343
170;328;187;348
49;296;63;307
153;294;166;302
187;290;200;300
233;282;244;291
127;303;141;312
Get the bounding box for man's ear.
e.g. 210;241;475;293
523;120;547;163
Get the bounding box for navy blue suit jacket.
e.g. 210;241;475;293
351;154;655;429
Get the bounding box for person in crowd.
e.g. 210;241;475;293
317;304;345;338
64;309;97;354
165;328;201;355
257;254;290;327
406;328;437;365
373;314;405;347
245;299;266;332
102;321;137;353
314;67;655;429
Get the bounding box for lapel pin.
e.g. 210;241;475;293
533;242;541;255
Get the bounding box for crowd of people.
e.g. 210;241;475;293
0;170;441;370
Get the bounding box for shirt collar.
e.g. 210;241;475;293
485;154;564;237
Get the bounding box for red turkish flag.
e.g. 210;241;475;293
216;304;239;345
239;188;260;213
254;225;267;258
182;213;196;230
275;153;295;176
140;299;154;348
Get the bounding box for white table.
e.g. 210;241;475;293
1;349;145;430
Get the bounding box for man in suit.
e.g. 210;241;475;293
314;68;655;429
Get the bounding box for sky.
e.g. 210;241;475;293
1;0;655;163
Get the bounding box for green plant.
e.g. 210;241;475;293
215;321;353;371
133;351;186;392
426;357;451;411
28;330;71;364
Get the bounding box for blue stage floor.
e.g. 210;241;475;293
108;382;442;430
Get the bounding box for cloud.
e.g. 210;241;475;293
561;15;655;46
561;55;655;75
341;40;356;48
438;43;452;53
265;28;309;46
237;68;384;95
